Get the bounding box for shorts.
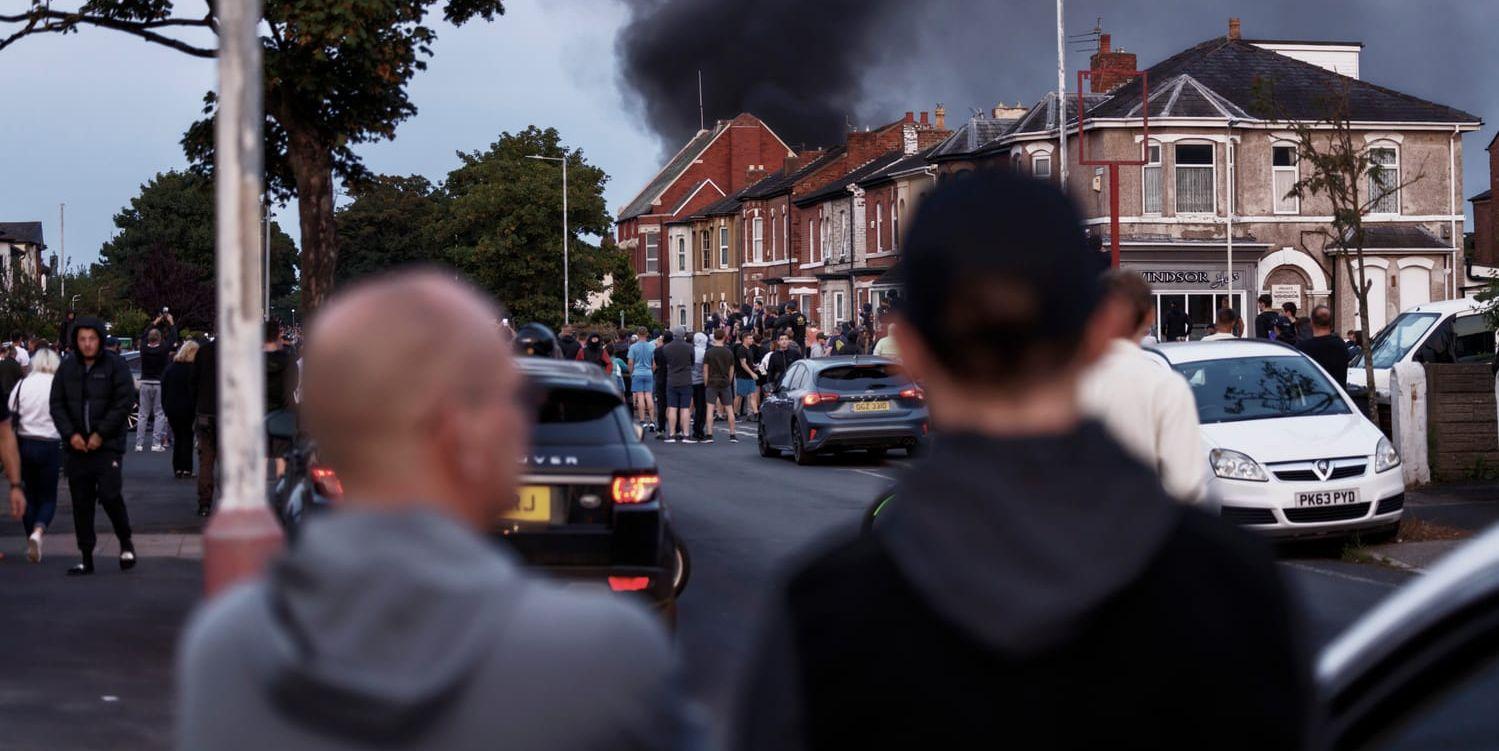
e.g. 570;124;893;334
631;373;655;393
706;386;734;407
667;385;693;409
735;378;757;397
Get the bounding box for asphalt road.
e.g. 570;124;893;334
658;422;1422;720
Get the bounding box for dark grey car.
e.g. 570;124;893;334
757;356;929;465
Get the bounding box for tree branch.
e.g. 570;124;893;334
0;7;217;57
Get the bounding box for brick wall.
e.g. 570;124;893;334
1425;363;1499;481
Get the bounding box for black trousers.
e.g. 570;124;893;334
65;450;132;561
691;383;707;440
654;381;667;430
167;411;195;474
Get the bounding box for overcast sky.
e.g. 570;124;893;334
2;0;1494;270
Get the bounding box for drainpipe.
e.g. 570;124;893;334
1450;124;1460;299
1226;120;1236;312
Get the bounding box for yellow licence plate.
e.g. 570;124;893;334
502;486;552;523
852;401;893;413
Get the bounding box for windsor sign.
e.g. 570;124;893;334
1139;270;1244;289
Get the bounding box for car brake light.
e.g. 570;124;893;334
608;576;651;592
310;465;344;500
611;474;660;504
899;387;925;402
802;392;841;407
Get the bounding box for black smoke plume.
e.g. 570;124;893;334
616;0;900;151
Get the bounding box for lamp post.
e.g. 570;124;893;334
526;154;570;326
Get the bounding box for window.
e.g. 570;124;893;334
1011;153;1023;175
1369;146;1400;214
771;211;779;260
833;290;847;325
532;387;631;446
1172;356;1350;424
874;202;884;251
894;200;903;251
676;236;686;272
1032;153;1052;179
644;232;659;273
701;230;711;270
719;226;729;268
1273;145;1299;214
752;217;764;262
838;209;850;259
805;218;814;264
1174;143;1215;214
678;307;687;326
1143;143;1162;215
819;215;829;262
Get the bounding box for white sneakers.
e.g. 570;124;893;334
26;528;42;563
151;444;166;453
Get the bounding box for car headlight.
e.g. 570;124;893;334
1375;436;1401;473
1209;448;1268;482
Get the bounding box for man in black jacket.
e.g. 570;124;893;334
192;338;218;516
735;172;1312;751
50;316;138;575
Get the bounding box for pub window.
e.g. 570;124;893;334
1174;142;1215;214
1142;143;1162;215
719;226;730;268
1369;145;1400;215
1032;153;1052;179
1273;145;1299;215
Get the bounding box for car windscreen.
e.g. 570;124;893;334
1173;355;1352;424
1352;312;1439;369
814;364;912;392
532;386;627;445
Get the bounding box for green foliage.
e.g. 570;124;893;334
96;170;298;330
591;241;654;330
1476;279;1499;331
109;307;151;343
0;274;60;341
428;126;613;328
335;174;439;285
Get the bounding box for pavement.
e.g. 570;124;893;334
1;422;1495;749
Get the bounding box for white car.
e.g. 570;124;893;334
1346;296;1496;401
1158;339;1404;539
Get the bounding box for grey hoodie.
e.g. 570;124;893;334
177;510;691;751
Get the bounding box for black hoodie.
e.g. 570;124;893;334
49;316;137;454
736;423;1312;751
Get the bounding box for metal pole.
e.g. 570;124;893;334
1109;165;1120;268
59;203;66;302
1057;0;1068;186
204;0;282;596
562;156;570;326
1226;121;1234;318
263;200;271;321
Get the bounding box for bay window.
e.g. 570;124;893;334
1174;143;1215;214
1142;143;1162;215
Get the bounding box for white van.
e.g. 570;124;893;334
1346;297;1497;400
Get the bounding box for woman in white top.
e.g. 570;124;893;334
8;347;61;562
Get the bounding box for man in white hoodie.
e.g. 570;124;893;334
1079;271;1206;504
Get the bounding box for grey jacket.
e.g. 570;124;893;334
177;509;692;751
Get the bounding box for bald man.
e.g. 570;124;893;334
176;271;691;750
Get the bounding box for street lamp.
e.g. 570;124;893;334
526;153;570;326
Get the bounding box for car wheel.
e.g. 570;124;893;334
792;423;815;466
671;538;692;597
757;422;780;458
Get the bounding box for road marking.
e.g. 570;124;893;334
1282;561;1399;589
847;468;896;481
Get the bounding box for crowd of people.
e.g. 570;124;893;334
533;299;894;445
0;314;302;567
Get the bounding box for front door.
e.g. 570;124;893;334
1155;291;1245;340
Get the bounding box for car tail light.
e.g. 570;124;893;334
899;387;925;402
802;392;841;407
608;576;651;592
310;465;343;500
611;473;661;504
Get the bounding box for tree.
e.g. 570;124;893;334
335;174;439;285
591;240;654;330
98;170;297;331
1256;81;1425;423
0;273;59;341
429;126;613;327
1;1;506;314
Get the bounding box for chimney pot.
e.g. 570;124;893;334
919;111;929;126
904;111;914;123
1228;17;1241;40
935;103;946;130
1099;33;1111;55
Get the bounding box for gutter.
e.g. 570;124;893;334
1450;124;1460;299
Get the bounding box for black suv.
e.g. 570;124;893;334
504;357;689;617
